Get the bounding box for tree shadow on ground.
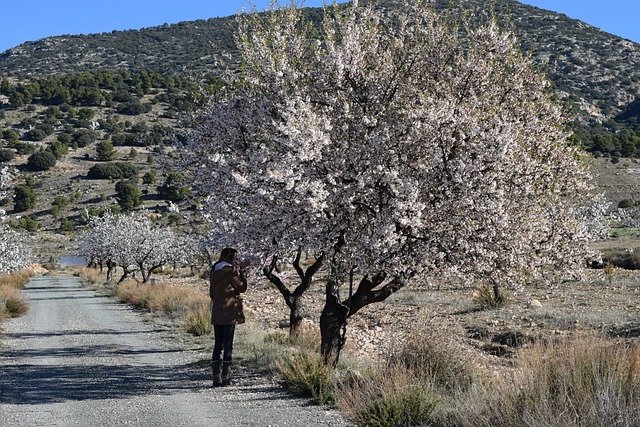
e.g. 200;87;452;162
0;360;208;404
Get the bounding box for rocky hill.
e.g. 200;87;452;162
0;0;639;262
1;0;639;122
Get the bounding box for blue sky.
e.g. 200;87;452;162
0;1;638;53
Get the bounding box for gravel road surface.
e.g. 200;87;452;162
0;275;350;426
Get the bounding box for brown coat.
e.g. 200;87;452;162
209;265;247;325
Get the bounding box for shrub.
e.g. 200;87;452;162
25;128;47;141
0;269;35;289
472;283;508;309
276;350;335;405
618;199;635;209
0;148;15;163
388;320;474;393
13;185;37;212
95;140;117;161
337;366;440;427
15;216;41;232
87;162;138;180
115;180;141;212
0;285;29;318
26;150;57;171
73;129;97;148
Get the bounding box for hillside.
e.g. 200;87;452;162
1;0;639;122
0;0;639;262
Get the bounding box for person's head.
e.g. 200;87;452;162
218;247;237;265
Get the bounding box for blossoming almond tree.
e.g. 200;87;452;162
177;0;600;365
78;211;196;283
0;213;32;275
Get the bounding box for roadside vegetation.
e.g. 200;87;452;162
0;269;34;320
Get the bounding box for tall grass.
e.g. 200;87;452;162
442;334;640;427
276;349;336;405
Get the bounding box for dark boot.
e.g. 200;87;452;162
221;362;232;386
212;360;222;387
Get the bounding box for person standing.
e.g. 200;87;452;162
209;247;248;387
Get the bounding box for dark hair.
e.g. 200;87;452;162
218;247;237;264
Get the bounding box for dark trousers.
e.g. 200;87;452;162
212;324;236;363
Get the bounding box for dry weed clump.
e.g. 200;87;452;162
276;349;336;406
74;266;104;285
0;285;29;318
443;333;640;427
388;319;476;393
182;302;213;336
0;269;34;320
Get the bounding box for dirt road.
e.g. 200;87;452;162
0;275;349;426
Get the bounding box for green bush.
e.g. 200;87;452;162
87;162;138;179
337;366;440;427
13;185;37;212
115;180;141;211
0;148;15;163
26;150;57;171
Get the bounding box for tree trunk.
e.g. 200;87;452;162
319;280;348;367
289;295;305;340
319;272;408;366
263;250;324;340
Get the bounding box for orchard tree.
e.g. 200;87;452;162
0;214;32;275
177;0;601;365
78;210;192;283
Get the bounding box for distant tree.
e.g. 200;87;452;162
25;128;47;142
3;129;19;144
78;107;95;121
26;150;56;171
96;140;117;161
78;211;191;282
13;185;37;212
115;180;141;212
0;149;15;163
73;129;97;148
48;141;68;159
158;171;189;202
60;218;74;233
142;171;157;185
87;162;138;180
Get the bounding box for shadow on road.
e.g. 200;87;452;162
0;360;208;404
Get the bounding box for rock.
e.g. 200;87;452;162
527;299;543;308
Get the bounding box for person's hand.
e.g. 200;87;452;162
239;258;250;271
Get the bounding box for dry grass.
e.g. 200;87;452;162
438;333;640;427
337;365;441;427
74;266;104;285
182;302;213;336
0;285;29;318
0;269;34;320
115;279;206;317
0;269;35;289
